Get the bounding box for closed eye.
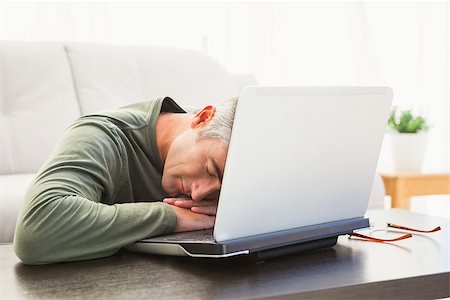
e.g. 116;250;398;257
208;158;223;183
206;160;216;177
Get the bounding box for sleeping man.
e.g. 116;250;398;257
14;96;237;265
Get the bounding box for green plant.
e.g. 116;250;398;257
388;107;429;133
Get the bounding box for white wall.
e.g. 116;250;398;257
1;1;448;215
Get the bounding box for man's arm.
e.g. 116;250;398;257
14;122;177;265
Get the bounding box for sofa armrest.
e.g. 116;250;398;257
368;174;386;210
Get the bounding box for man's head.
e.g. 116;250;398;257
195;97;238;146
161;97;237;201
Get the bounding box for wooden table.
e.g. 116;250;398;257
1;209;449;299
381;173;450;209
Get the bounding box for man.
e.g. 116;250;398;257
14;96;237;265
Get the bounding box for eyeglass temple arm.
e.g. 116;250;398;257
387;223;441;233
348;232;413;243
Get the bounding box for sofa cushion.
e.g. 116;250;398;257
66;43;239;114
65;43;144;115
0;42;81;174
135;46;239;107
0;173;35;243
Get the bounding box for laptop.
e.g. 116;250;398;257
127;86;393;260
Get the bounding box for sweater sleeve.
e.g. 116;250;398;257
13;121;177;265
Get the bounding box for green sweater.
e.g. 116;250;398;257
14;97;185;265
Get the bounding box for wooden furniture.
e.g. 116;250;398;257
1;209;448;299
381;173;450;209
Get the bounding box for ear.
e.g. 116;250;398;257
191;106;216;129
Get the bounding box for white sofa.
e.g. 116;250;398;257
0;41;384;243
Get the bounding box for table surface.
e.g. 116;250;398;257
1;209;449;299
381;172;450;209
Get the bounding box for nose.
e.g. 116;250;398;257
190;178;221;201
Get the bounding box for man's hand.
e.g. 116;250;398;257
163;198;218;216
168;205;215;233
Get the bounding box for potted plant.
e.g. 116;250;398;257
387;107;430;173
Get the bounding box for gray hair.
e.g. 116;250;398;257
195;97;238;146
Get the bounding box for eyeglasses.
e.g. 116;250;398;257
348;223;441;243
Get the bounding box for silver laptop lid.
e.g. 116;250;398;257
214;86;393;242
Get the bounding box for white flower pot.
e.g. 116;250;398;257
389;132;428;173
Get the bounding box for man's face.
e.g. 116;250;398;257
161;131;227;202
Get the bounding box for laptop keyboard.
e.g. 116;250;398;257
153;229;215;243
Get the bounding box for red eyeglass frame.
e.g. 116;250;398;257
348;223;441;243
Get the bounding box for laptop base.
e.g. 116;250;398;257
128;217;368;260
249;236;338;262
